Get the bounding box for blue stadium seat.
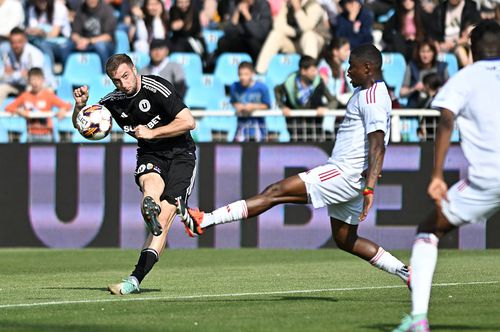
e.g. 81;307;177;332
438;53;459;77
126;51;151;70
265;115;290;142
54;76;74;103
265;53;300;86
214;52;252;86
169;52;203;87
202;29;224;54
63;53;103;86
0;115;28;143
382;52;406;99
184;74;225;109
377;9;395;23
400;118;420;142
197;96;237;142
115;30;130;54
87;75;116;105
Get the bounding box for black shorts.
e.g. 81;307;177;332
134;151;196;205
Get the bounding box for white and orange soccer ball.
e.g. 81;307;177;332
76;104;112;140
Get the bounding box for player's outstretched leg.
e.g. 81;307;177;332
176;197;203;237
142;196;163;236
331;218;411;288
178;175;308;236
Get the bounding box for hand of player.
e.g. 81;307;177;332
359;193;374;222
428;176;448;208
134;125;155;140
73;85;89;107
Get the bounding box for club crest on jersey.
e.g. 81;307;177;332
139;99;151;112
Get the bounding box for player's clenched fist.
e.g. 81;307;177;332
73;85;89;107
134;125;155;140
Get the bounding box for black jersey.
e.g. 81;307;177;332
99;75;195;159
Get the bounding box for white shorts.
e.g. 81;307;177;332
299;164;364;225
441;179;500;226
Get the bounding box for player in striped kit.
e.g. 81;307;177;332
179;44;411;286
393;20;500;332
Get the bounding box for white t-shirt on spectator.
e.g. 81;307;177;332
431;58;500;189
0;0;25;38
28;1;71;38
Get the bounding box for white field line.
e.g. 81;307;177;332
0;280;498;309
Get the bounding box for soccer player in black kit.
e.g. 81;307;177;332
72;54;196;295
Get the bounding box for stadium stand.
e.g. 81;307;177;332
214;52;253;86
169;52;204;87
63;53;103;86
184;74;225;110
202;29;224;54
264;53;300;87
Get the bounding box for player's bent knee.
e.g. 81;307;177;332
261;182;284;198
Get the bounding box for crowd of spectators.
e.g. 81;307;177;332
0;0;499;142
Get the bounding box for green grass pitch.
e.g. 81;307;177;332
1;249;499;332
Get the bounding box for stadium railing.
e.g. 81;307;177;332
0;109;454;143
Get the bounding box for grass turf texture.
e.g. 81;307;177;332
0;249;499;332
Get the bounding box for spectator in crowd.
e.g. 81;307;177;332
478;0;499;20
318;0;341;29
415;72;444;139
197;0;219;29
26;0;73;68
70;0;117;69
230;61;271;142
400;39;449;108
0;0;24;43
139;39;187;98
334;0;373;49
169;0;207;58
319;37;351;103
130;0;169;53
211;0;272;65
427;0;480;61
382;0;426;61
454;20;476;67
275;55;337;141
364;0;395;21
255;0;330;74
0;28;47;105
5;67;71;142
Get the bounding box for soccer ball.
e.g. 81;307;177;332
76;104;112;140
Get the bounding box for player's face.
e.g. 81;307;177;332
110;63;139;95
238;67;253;87
347;57;365;88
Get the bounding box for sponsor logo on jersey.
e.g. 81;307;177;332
146;163;153;170
123;125;134;133
139;99;151;112
146;115;161;129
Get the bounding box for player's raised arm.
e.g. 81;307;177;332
72;85;89;129
134;107;196;140
427;108;454;206
359;130;385;221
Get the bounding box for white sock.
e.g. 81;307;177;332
410;233;438;316
370;247;406;275
200;200;248;228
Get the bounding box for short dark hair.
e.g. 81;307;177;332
28;67;44;78
350;44;382;69
470;20;500;61
299;55;317;70
10;27;25;36
105;54;134;76
422;72;442;90
238;61;254;72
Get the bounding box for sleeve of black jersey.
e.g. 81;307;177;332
146;75;188;118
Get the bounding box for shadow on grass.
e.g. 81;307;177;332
364;323;500;331
0;321;125;332
41;287;161;293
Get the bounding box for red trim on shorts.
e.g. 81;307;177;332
320;173;340;182
458;179;469;192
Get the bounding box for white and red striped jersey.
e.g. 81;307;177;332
329;81;392;178
431;58;500;189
